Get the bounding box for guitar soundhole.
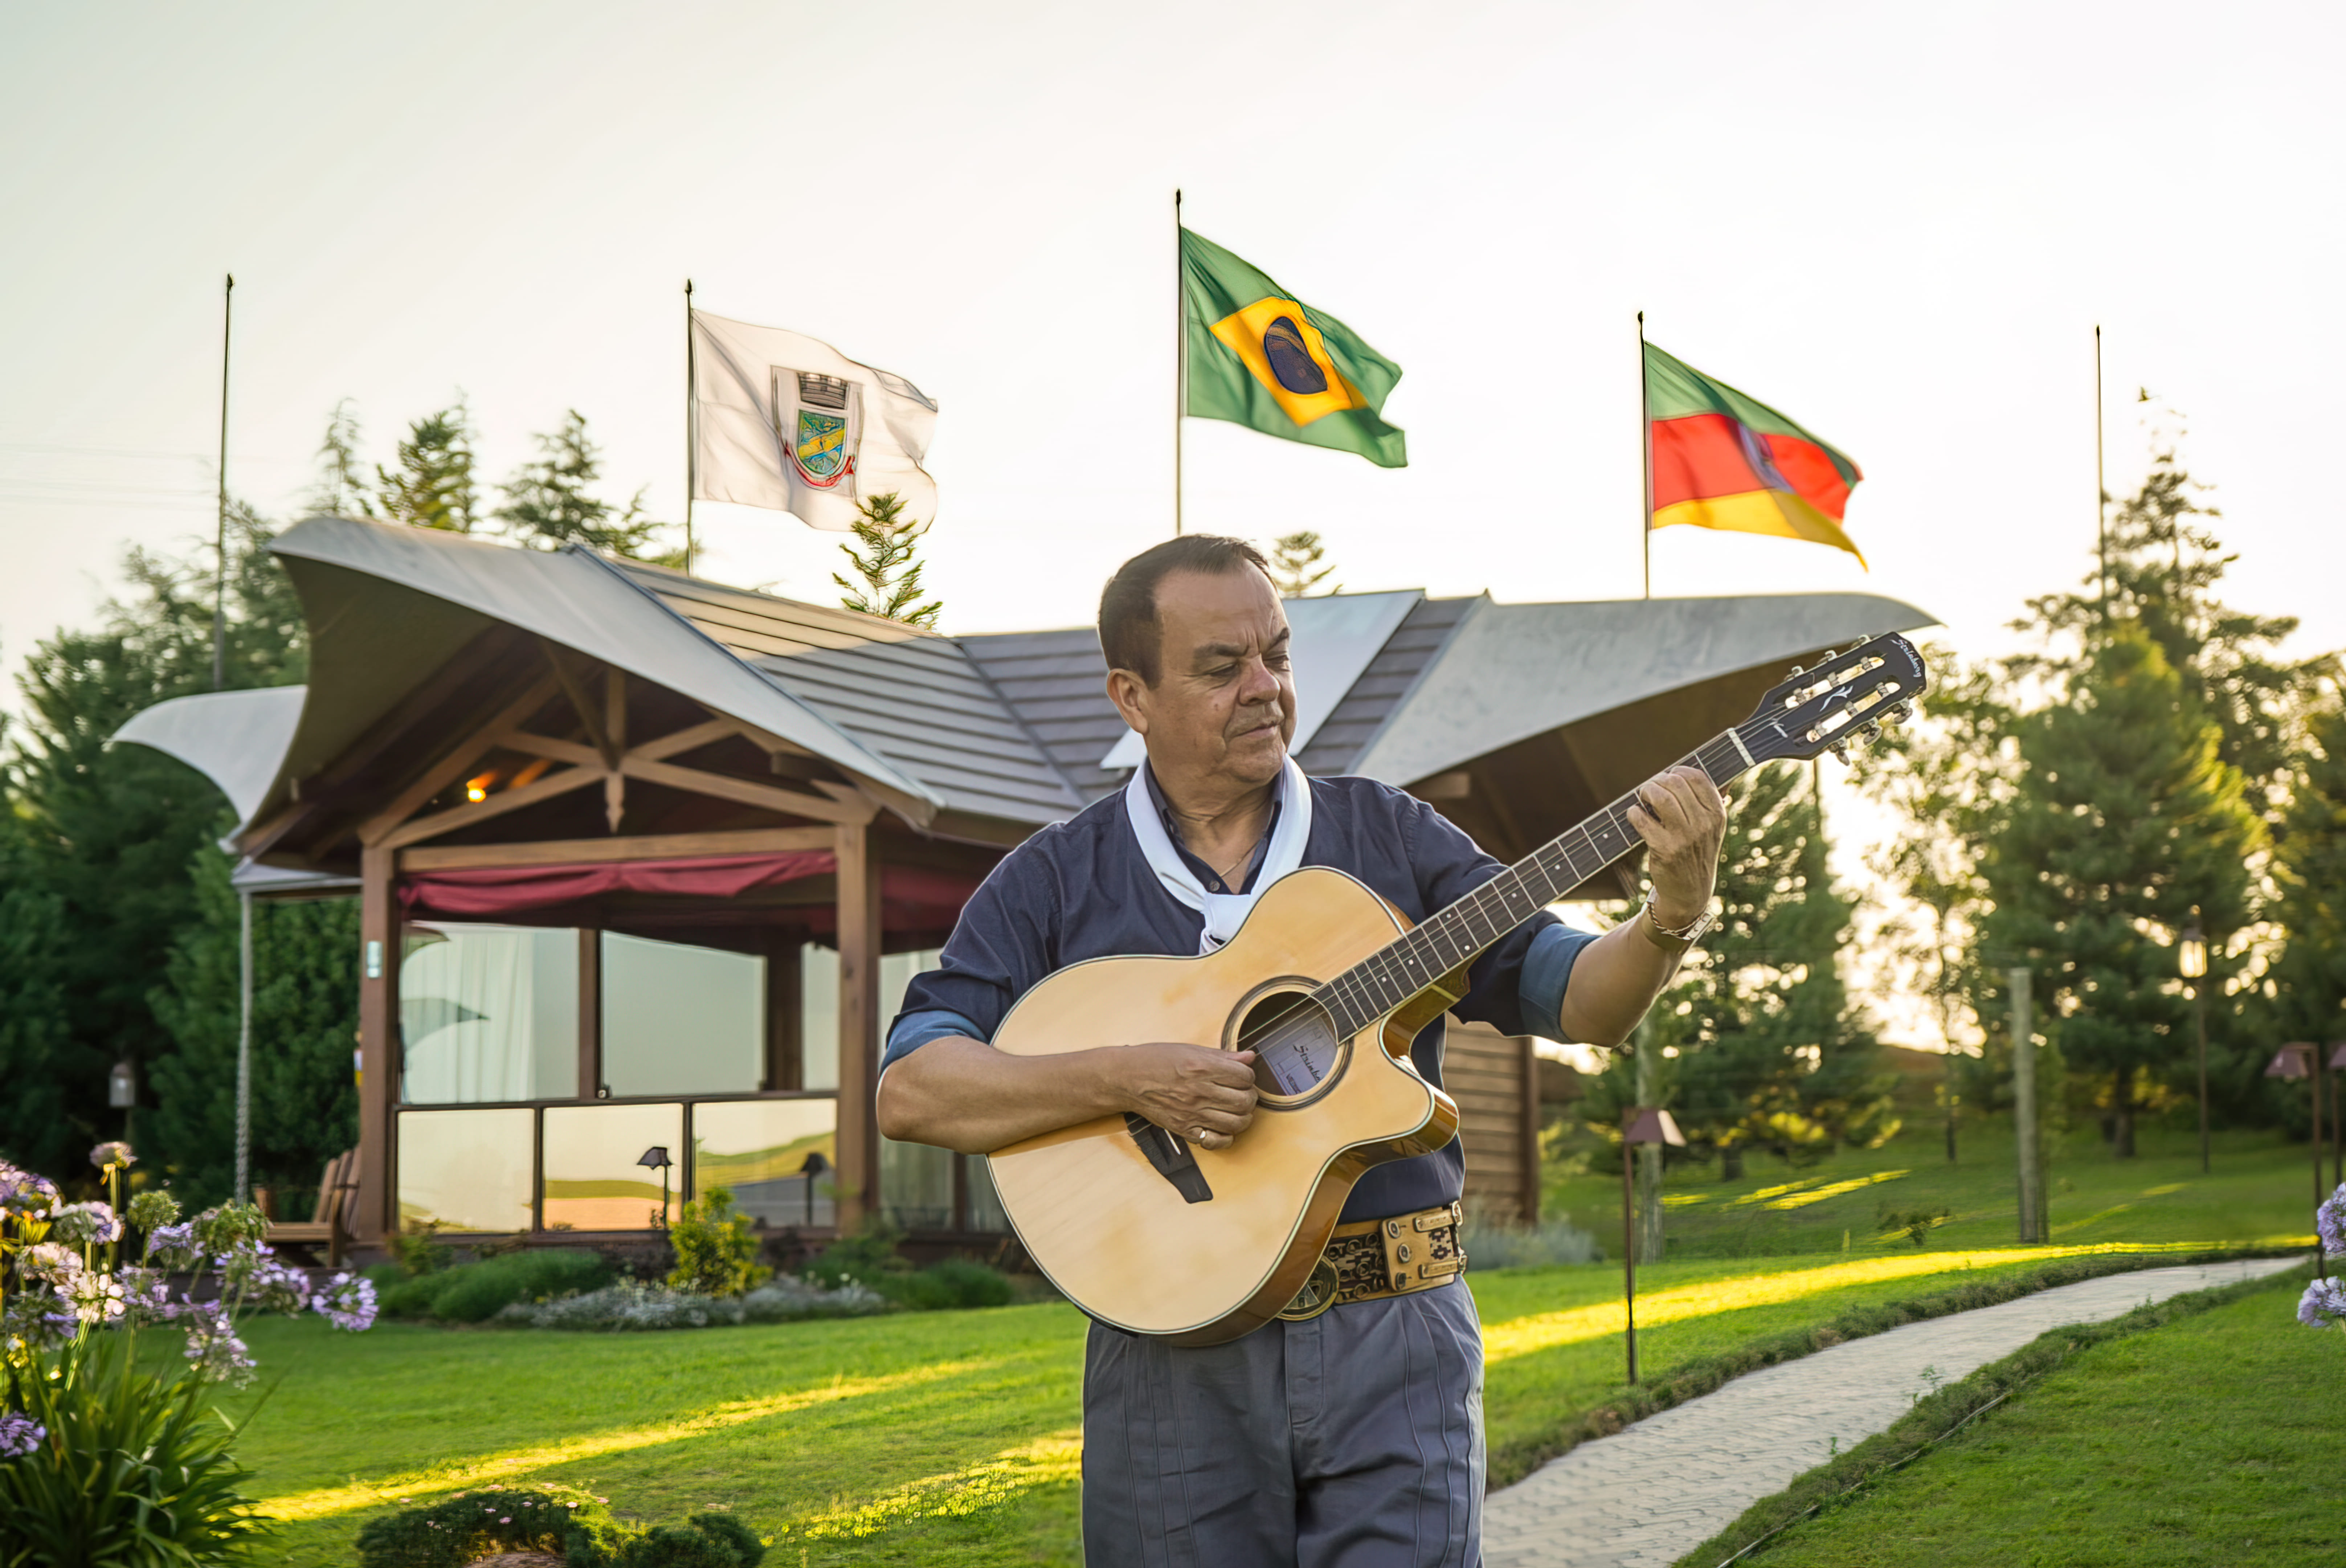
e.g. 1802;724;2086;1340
1235;988;1345;1101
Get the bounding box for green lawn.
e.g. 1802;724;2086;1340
1548;1119;2321;1259
212;1118;2322;1566
1734;1281;2346;1567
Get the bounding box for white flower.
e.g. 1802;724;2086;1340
63;1271;126;1325
18;1242;81;1286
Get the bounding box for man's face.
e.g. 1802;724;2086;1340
1118;567;1296;792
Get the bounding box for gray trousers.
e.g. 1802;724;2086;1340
1081;1280;1485;1568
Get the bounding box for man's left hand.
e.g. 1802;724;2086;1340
1625;764;1727;927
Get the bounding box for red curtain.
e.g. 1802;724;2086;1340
398;851;837;917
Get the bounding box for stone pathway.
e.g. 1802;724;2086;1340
1481;1256;2304;1568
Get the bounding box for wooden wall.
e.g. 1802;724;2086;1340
1446;1019;1540;1226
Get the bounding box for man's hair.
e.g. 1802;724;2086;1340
1097;534;1272;686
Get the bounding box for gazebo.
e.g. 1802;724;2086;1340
118;514;1930;1257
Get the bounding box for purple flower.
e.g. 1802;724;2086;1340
310;1272;379;1332
2317;1182;2346;1257
89;1142;136;1171
1;1172;58;1218
245;1255;312;1317
143;1222;200;1271
2297;1277;2346;1330
181;1302;258;1386
50;1201;123;1248
0;1414;44;1460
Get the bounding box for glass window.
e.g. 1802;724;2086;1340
400;924;579;1104
601;933;764;1098
965;1154;1010;1234
542;1103;683;1231
881;1134;955;1231
693;1099;837;1230
396;1108;534;1233
800;943;838;1091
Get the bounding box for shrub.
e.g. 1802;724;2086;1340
1876;1204;1953;1248
496;1277;888;1331
666;1187;771;1299
0;1328;268;1566
374;1248;612;1323
802;1216;914;1291
1460;1209;1602;1269
869;1258;1014;1311
352;1481;765;1568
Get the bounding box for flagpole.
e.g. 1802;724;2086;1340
212;273;233;690
1638;310;1651;600
684;279;697;575
1173;188;1184;537
2093;323;2106;618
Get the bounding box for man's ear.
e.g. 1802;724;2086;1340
1104;668;1150;736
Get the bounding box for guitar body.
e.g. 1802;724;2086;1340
986;866;1461;1345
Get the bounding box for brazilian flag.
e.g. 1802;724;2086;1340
1182;228;1407;468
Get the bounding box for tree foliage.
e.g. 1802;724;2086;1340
375;399;480;533
495;409;681;564
833;491;942;628
1267;530;1340;597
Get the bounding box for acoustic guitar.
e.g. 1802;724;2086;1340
986;633;1929;1343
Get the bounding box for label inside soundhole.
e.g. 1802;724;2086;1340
1237;990;1343;1098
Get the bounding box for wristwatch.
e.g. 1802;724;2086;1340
1640;899;1714;951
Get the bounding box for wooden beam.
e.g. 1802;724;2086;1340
400;825;836;871
543;644;616;766
379;765;603;851
619;754;876;824
578;927;604;1102
833;821;882;1233
357;671;563;847
354;846;399;1244
1519;1036;1541;1227
627;716;739;762
503;732;601;768
604;669;628;832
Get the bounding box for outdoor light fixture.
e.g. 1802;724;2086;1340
2269;1045;2327;1277
2179;917;2209;1173
1620;1105;1687;1385
108;1059;136;1110
638;1145;674;1229
464;773;493;804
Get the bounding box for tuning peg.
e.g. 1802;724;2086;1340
1786;663;1806;678
1828;740;1852;764
1858;721;1883;742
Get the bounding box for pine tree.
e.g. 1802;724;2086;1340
376;399;480;533
147;844;361;1208
496;411;681;565
1267;530;1340;597
833;492;942;628
308;400;372;517
2270;698;2346;1120
1979;625;2263;1156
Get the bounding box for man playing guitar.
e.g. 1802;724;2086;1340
878;535;1727;1566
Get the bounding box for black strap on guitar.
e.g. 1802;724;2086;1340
1124;1113;1212;1203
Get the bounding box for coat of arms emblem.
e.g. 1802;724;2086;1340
776;369;861;493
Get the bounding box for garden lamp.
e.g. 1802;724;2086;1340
638;1146;673;1229
1620;1106;1686;1385
2269;1046;2324;1274
2330;1043;2346;1193
2178;919;2209;1174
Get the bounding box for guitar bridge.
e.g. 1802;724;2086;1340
1124;1113;1212;1204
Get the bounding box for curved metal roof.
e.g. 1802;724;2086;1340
110;685;307;830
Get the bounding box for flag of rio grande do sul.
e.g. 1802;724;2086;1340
690;310;938;530
1645;342;1864;565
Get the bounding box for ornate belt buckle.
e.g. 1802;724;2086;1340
1278;1255;1342;1321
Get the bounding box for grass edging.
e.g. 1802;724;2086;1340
1488;1244;2299;1489
1663;1256;2311;1568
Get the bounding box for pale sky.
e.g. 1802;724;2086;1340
3;2;2341;1048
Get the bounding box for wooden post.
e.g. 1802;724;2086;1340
1632;1016;1663;1262
834;823;883;1233
2008;967;2041;1244
354;846;399;1242
578;928;603;1099
1620;1110;1639;1385
1518;1037;1542;1226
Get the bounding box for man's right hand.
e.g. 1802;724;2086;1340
1122;1043;1260;1152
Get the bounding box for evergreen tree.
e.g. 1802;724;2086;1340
495;411;681;564
1584;760;1896;1179
376;399;480;533
833;492;942;628
308;399;372;517
1267;530;1340;597
147;844;361;1208
2270;698;2346;1123
1978;625;2262;1156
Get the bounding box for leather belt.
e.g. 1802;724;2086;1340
1278;1200;1466;1321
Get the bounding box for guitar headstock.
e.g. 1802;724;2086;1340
1737;633;1930;766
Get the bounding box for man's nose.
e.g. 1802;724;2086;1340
1236;654;1284;707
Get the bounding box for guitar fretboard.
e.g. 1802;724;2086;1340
1307;727;1756;1040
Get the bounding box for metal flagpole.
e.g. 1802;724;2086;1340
684;279;697;575
236;883;253;1203
2094;324;2107;616
212;273;234;690
1174;189;1185;537
1638;311;1652;600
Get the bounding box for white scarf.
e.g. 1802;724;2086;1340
1124;758;1314;955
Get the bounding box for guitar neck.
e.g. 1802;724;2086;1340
1311;723;1761;1039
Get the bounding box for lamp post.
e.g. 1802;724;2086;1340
2330;1043;2345;1192
2267;1046;2321;1280
1620;1105;1686;1385
2178;918;2208;1175
638;1145;674;1229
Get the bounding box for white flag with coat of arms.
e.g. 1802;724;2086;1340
690;310;937;530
